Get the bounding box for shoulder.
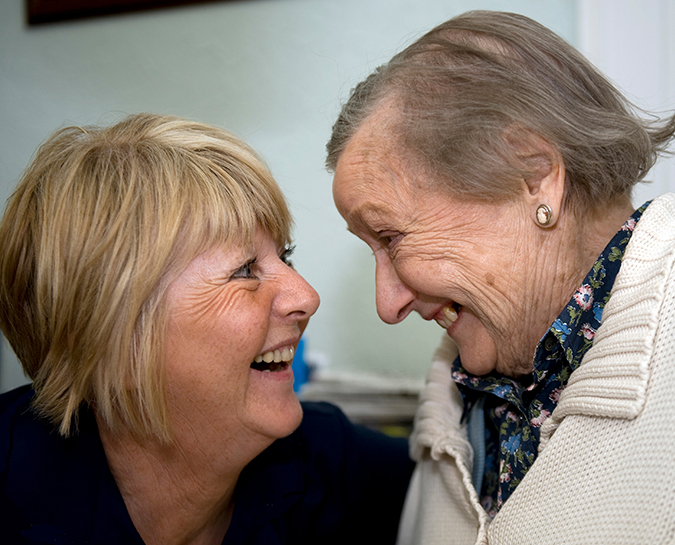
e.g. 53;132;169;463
0;387;141;544
0;386;61;542
299;399;349;422
0;384;35;465
296;400;352;440
630;194;675;251
0;384;34;421
297;401;411;463
296;402;414;543
229;402;413;544
609;194;675;326
611;195;675;322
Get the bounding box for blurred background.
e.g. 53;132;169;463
1;0;673;418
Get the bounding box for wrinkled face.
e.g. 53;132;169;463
332;120;544;378
163;228;320;445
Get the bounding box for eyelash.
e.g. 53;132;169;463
231;258;258;280
280;244;296;267
230;244;296;280
378;232;403;252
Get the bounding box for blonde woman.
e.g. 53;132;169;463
0;113;413;545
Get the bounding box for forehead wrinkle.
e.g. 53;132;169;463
342;164;413;221
346;201;394;228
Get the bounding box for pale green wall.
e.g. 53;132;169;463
0;0;577;391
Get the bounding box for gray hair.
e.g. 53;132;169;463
326;10;675;213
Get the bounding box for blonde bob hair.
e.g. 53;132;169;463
0;113;292;440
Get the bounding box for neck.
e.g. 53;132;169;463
97;418;272;545
549;196;636;321
570;197;636;283
509;197;636;377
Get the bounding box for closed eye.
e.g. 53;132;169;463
378;231;403;252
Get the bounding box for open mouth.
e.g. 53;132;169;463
436;303;461;329
250;345;295;373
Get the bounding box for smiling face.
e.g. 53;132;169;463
163;229;320;448
332;113;565;378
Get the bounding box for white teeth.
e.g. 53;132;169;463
436;306;458;329
254;345;295;365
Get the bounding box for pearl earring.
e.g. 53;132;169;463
536;204;553;227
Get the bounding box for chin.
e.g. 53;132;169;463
457;347;498;376
250;392;304;441
274;397;304;438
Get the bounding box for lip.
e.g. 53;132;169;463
256;336;301;360
250;338;299;381
424;306;446;322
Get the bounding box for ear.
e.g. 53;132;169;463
508;129;566;229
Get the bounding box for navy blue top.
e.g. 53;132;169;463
0;385;414;544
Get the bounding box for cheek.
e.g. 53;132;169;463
184;285;245;326
166;291;270;378
394;233;476;295
182;284;267;334
394;256;456;298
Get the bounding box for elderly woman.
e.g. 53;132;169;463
0;113;414;544
328;10;675;545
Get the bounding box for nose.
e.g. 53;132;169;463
374;254;415;324
278;265;321;322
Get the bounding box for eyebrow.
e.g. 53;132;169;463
345;202;391;232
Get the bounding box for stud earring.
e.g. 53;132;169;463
536;204;553;227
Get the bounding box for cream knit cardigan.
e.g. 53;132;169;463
397;193;675;545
